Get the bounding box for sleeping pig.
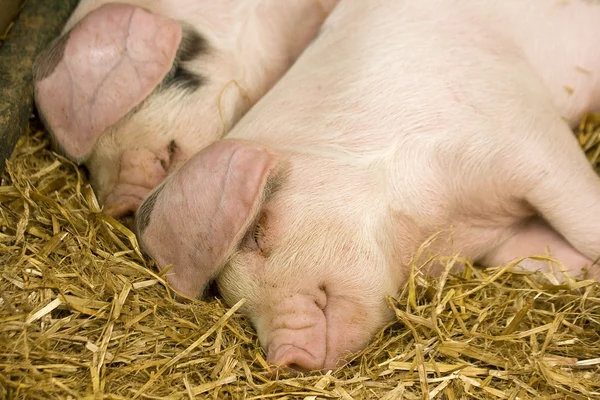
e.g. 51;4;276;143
136;0;600;372
33;0;339;220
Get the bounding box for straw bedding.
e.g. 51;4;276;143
1;114;599;399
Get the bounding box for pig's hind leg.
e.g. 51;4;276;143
516;119;600;276
480;217;599;281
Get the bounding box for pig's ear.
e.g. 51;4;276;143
33;3;182;163
136;139;279;299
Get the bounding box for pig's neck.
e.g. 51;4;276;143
234;0;336;102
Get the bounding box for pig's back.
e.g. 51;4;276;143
492;0;600;124
223;0;600;271
227;0;599;155
226;1;530;152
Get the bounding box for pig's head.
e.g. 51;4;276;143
136;139;404;372
33;1;334;223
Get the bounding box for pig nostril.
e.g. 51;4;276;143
269;344;323;372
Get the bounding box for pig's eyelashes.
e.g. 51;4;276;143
253;224;264;249
254;212;270;252
242;221;261;252
243;211;268;253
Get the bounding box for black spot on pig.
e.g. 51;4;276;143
161;25;210;93
170;67;206;92
178;25;210;62
33;31;71;81
135;183;167;240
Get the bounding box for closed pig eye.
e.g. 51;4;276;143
159;140;179;172
240;171;286;253
242;211;268;253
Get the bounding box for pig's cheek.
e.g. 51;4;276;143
321;301;379;369
234;250;266;282
217;253;265;315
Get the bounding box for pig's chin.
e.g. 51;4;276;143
102;183;152;220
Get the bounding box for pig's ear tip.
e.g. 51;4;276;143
51;137;90;164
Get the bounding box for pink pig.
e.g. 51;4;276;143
137;0;600;372
33;0;339;221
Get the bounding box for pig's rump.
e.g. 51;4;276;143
137;0;600;372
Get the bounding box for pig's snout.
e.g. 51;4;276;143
265;294;328;372
268;345;321;374
101;149;168;219
261;287;376;373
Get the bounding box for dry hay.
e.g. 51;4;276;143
1;115;600;400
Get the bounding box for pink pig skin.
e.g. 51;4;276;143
33;0;340;222
138;0;600;372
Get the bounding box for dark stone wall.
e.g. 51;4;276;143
0;0;79;176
